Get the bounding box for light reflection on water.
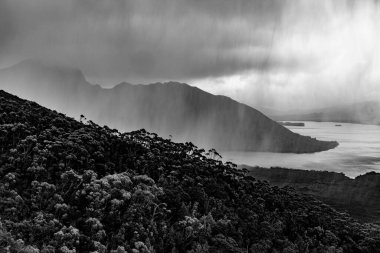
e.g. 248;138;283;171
222;121;380;178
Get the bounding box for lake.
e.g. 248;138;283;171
221;121;380;178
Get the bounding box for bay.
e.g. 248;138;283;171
222;121;380;178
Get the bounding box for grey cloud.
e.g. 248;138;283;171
185;0;284;22
0;0;14;54
0;0;291;84
2;0;379;114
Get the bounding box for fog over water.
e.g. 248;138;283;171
222;121;380;178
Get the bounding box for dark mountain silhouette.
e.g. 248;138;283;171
273;101;380;125
0;59;338;152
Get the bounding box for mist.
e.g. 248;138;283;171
0;0;379;111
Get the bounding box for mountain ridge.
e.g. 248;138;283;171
0;59;338;153
272;101;380;125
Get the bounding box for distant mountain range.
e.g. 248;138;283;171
272;102;380;125
0;59;338;152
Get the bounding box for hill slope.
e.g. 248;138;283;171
0;90;379;252
0;60;338;153
273;102;380;125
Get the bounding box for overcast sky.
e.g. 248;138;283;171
1;0;380;110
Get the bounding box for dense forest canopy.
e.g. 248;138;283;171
0;90;379;252
245;166;380;224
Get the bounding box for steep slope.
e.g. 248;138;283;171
273;102;380;125
0;60;338;152
0;90;379;252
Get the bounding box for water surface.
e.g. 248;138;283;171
222;121;380;178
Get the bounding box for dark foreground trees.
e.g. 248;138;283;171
0;90;379;252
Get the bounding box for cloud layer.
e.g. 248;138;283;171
1;0;380;110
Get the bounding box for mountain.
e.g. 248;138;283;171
0;59;338;153
272;101;380;125
0;90;379;252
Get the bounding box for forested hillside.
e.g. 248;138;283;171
0;90;379;252
246;166;380;224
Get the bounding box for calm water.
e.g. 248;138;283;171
222;121;380;178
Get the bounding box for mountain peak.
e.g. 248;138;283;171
0;62;338;152
9;59;86;83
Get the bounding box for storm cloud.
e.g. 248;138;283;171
0;0;292;82
0;0;380;110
